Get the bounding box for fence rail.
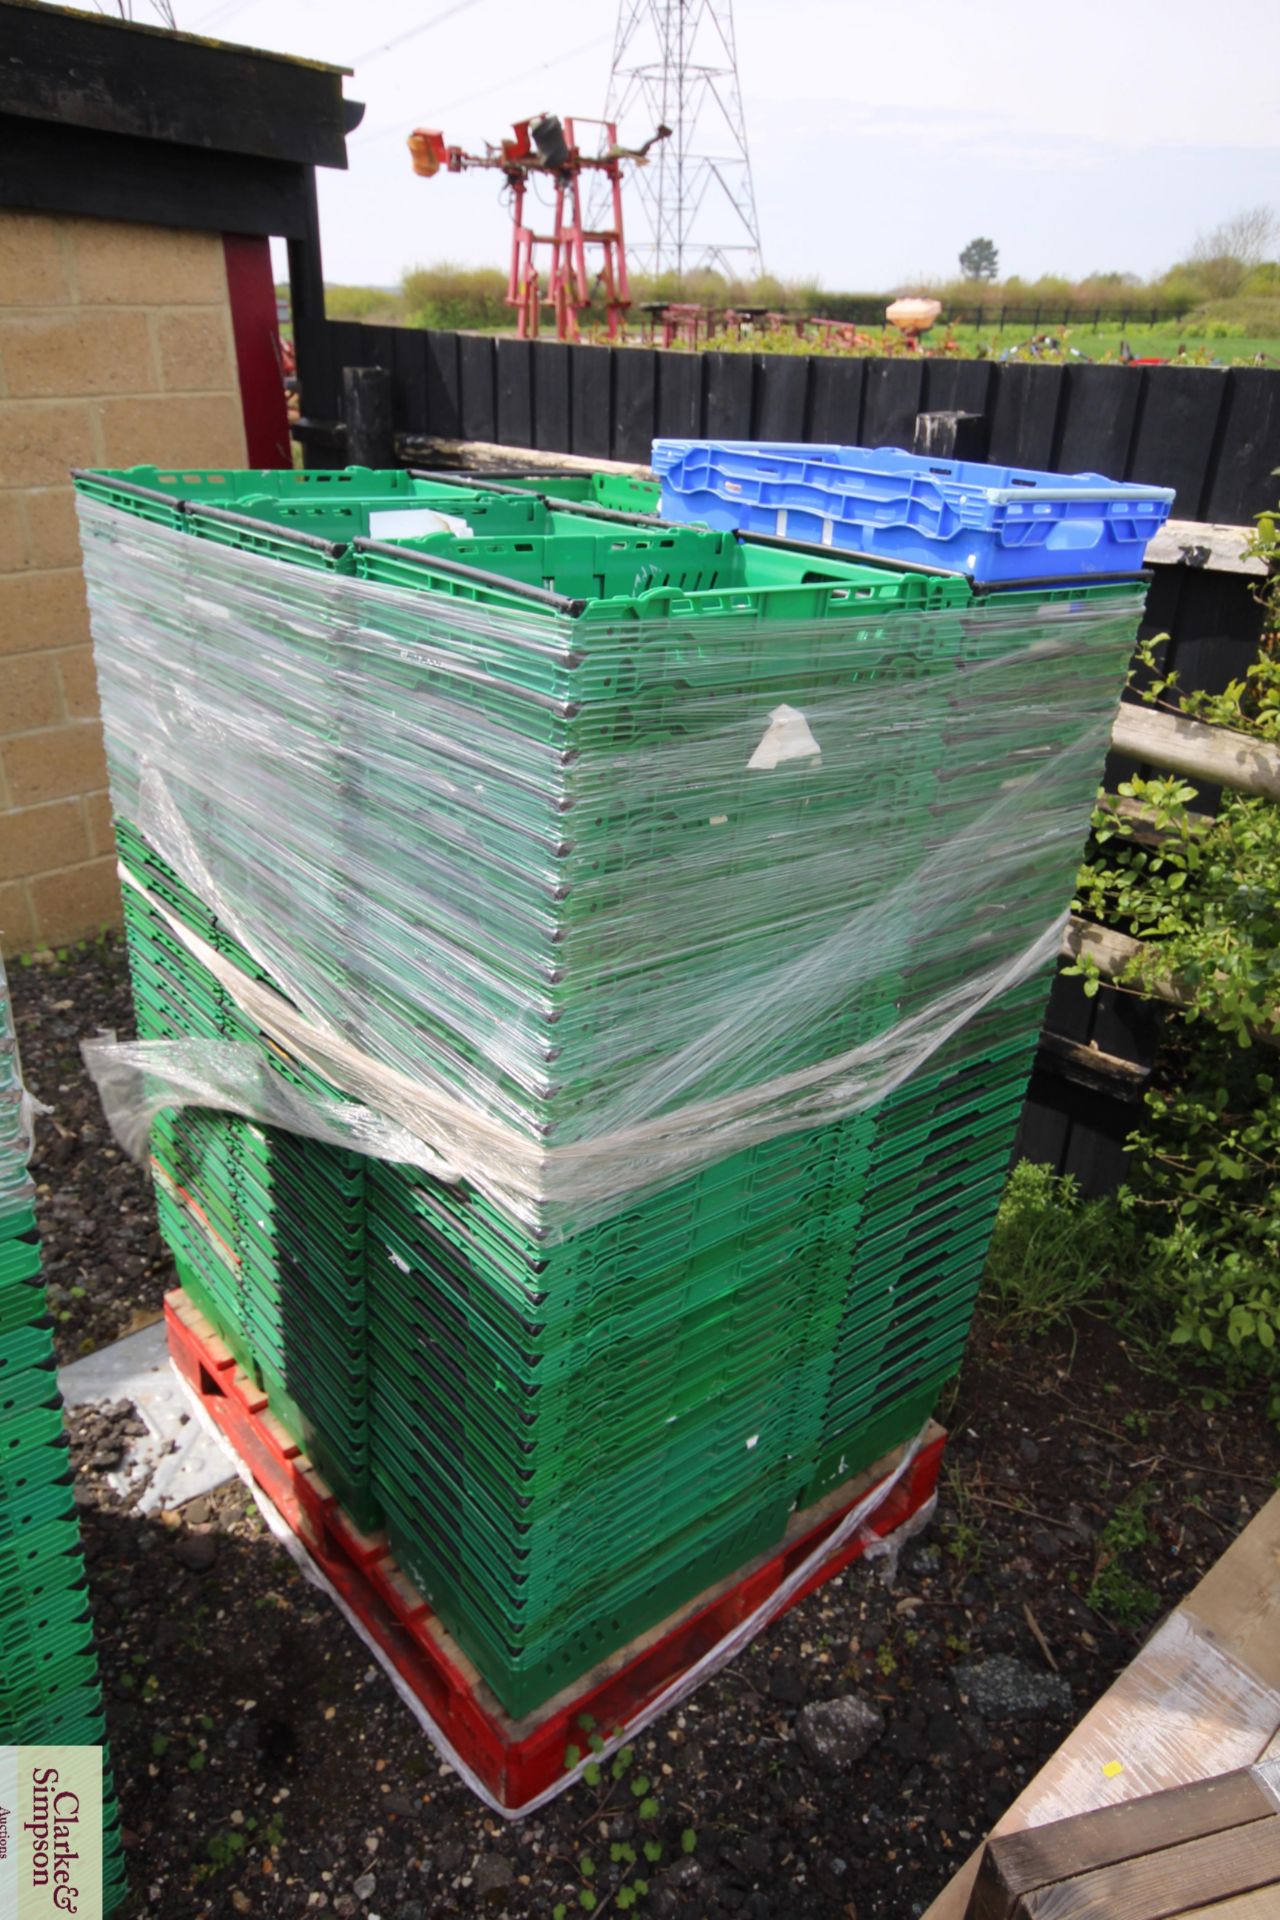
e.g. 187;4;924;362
291;321;1280;1195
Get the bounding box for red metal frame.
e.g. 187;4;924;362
498;118;632;344
411;116;644;344
166;1288;943;1809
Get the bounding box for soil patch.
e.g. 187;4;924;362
19;939;1280;1919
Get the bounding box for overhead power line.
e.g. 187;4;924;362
350;0;484;70
352;30;615;149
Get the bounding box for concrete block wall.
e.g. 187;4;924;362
0;210;248;955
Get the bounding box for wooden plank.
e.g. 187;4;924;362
286;170;337;426
390;327;430;437
1162;570;1267;707
1146;521;1264;576
972;1771;1276;1920
1034;1029;1148;1101
422;330;461;440
807;357;865;443
1171;1889;1280;1919
703;351;755;438
655;352;703;440
1202;369;1280;525
1;112;311;239
398;438;642;475
1061;920;1180;1010
1017;1818;1280;1920
327;320;391;450
862;358;924;448
1014;968;1090;1174
1110;704;1280;801
1056;365;1141;475
1180;1496;1280;1695
922;359;995;438
495;339;534;449
753;354;810;439
1021;1064;1136;1147
457;335;497;444
614;349;659;463
531;341;571;455
0;0;352;168
1127;367;1228;518
985;364;1064;469
923;1498;1280;1920
570;347;614;458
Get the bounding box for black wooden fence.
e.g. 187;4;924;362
294;323;1280;1194
298;325;1280;525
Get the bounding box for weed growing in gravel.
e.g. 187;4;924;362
940;1463;986;1580
981;1162;1139;1331
194;1811;284;1885
553;1717;697;1915
1087;1486;1161;1627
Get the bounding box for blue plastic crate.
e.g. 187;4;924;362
651;440;1174;583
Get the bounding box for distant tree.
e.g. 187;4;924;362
1187;205;1279;299
1197;204;1279;268
959;236;999;282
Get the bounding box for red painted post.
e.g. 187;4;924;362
222;233;292;467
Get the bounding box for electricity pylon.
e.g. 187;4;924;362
599;0;764;279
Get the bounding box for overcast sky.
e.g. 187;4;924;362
172;0;1278;291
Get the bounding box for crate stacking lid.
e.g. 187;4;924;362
652;438;1175;583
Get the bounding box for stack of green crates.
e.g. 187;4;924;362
116;818;378;1529
74;465;1147;1718
0;955;126;1911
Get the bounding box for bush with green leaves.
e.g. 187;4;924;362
401;262;510;331
1051;501;1280;1413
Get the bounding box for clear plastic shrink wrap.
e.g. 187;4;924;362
75;496;1142;1235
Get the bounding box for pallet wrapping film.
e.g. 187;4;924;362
73;495;1142;1232
73;475;1156;1721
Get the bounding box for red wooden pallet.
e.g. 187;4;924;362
166;1288;945;1810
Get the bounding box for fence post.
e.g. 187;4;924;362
343;365;395;467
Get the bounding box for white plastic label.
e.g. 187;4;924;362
367;507;474;540
747;704;822;770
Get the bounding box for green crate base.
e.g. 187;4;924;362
799;1376;950;1507
0;1640;100;1726
0;1453;77;1546
0;1236;41;1284
1;1682;107;1746
0;1544;87;1619
0;1275;47;1339
0;1202;38;1242
169;1252;382;1534
364;1361;836;1536
379;1370;943;1720
380;1464;800;1721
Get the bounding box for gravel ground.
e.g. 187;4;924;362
11;940;175;1355
14;939;1280;1920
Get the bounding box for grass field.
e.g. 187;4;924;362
940;320;1279;362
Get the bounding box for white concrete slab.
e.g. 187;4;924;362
59;1318;234;1513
